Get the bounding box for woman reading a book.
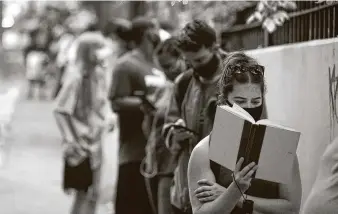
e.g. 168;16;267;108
187;52;302;214
54;32;114;214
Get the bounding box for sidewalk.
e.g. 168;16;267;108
0;88;119;214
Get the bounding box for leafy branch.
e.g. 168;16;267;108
246;1;297;33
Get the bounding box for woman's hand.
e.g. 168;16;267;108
194;179;225;203
233;157;258;193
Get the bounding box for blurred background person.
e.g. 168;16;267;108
53;32;112;214
24;26;51;100
103;18;133;58
109;16;163;214
141;36;188;214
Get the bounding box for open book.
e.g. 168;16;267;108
209;104;300;184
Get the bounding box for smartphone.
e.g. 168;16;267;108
171;124;199;136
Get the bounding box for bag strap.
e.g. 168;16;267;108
175;69;194;112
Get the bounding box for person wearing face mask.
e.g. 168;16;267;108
187;52;302;214
109;16;163;214
161;19;228;214
140;37;187;214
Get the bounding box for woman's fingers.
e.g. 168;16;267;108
198;195;217;203
243;165;259;180
194;186;212;194
196;191;213;198
197;179;214;186
235;157;244;173
238;162;256;178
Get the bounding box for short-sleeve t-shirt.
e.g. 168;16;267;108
109;49;164;165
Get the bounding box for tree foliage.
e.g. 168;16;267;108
247;1;297;33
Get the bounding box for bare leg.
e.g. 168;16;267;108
82;166;101;214
27;80;34;99
71;191;87;214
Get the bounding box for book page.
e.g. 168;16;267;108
255;125;300;184
209;106;251;171
220;105;254;124
257;119;298;132
232;103;255;123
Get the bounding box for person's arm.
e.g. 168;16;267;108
53;78;86;142
109;62;143;112
240;156;302;214
188;137;257;214
162;77;188;151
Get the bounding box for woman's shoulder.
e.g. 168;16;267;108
191;135;210;162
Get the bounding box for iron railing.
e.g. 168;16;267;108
221;1;338;51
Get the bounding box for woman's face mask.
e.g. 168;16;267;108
226;82;263;121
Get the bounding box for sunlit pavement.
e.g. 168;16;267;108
0;82;118;214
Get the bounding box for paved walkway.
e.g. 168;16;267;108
0;85;118;214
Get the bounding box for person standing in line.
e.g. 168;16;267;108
188;52;302;214
109;17;163;214
141;37;187;214
54;32;112;214
162;19;228;214
24;27;51;100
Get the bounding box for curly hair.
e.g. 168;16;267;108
154;37;181;64
217;52;266;105
154;37;186;80
176;19;216;52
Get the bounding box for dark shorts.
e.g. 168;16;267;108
63;157;93;192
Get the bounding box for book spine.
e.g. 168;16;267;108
247;125;267;177
244;125;256;167
236;121;252;170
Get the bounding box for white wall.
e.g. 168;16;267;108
246;38;338;209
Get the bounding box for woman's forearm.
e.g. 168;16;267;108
246;195;297;214
195;182;243;214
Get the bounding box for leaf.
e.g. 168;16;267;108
246;14;257;24
278;1;297;10
263;18;277;33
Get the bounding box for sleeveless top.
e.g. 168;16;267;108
208;136;280;213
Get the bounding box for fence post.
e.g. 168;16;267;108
0;1;3;41
263;29;271;47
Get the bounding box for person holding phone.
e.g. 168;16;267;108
188;52;302;214
109;17;162;214
162;20;226;214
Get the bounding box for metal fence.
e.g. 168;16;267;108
221;1;338;52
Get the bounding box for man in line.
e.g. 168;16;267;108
109;17;163;214
162;19;227;214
